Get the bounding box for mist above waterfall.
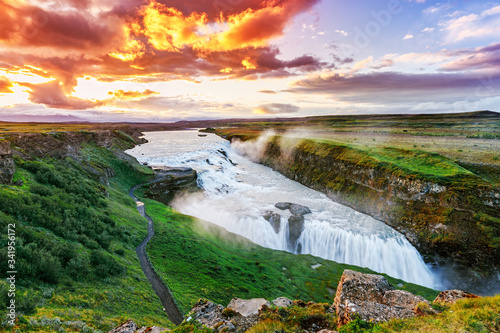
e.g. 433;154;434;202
127;130;442;289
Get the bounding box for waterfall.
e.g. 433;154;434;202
127;130;439;289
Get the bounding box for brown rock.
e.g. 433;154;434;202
383;290;429;309
433;290;479;304
334;269;428;326
108;320;138;333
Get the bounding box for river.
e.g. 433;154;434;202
127;130;442;289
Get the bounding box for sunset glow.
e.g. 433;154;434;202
0;0;498;122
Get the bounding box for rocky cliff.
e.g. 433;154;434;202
223;134;500;274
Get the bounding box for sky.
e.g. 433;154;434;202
0;0;499;122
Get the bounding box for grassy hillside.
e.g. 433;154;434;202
0;135;178;332
141;198;438;314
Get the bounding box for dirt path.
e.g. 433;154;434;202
129;184;184;325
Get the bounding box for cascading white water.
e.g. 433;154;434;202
127;130;440;289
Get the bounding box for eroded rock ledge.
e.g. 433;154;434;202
144;167;200;205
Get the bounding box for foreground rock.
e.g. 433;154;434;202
227;298;271;317
107;319;167;333
433;289;479;304
334;270;429;325
187;299;267;332
144;167;199;205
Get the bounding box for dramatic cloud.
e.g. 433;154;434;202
0;76;13;93
21;80;105;110
253;103;300;114
290;71;500;103
0;0;322;109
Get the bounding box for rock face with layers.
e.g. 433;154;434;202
333;270;429;325
144;167;199;205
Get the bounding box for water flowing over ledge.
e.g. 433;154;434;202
127;130;440;289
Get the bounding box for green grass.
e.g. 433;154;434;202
374;295;500;333
289;138;474;181
0;136;173;332
142;199;439;314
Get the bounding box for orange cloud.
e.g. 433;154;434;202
21;80;105;110
0;0;323;111
0;76;14;93
141;2;207;52
108;89;159;100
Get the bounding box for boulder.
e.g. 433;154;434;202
275;202;311;216
108;320;167;333
187;299;235;332
227;298;271;317
262;211;281;233
275;202;292;210
272;297;293;308
334;269;427;326
136;327;167;333
433;290;479;304
108;320;138;333
289;203;312;216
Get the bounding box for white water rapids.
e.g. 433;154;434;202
127;130;440;289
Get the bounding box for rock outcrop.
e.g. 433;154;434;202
144;167;199;205
186;299;264;332
0;141;14;185
433;289;479;304
274;202;311;251
262;211;281;233
107;319;167;333
333;270;429;325
227;298;271;317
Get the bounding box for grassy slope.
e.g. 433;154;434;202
142;198;439;314
374;295;500;333
0;137;177;332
